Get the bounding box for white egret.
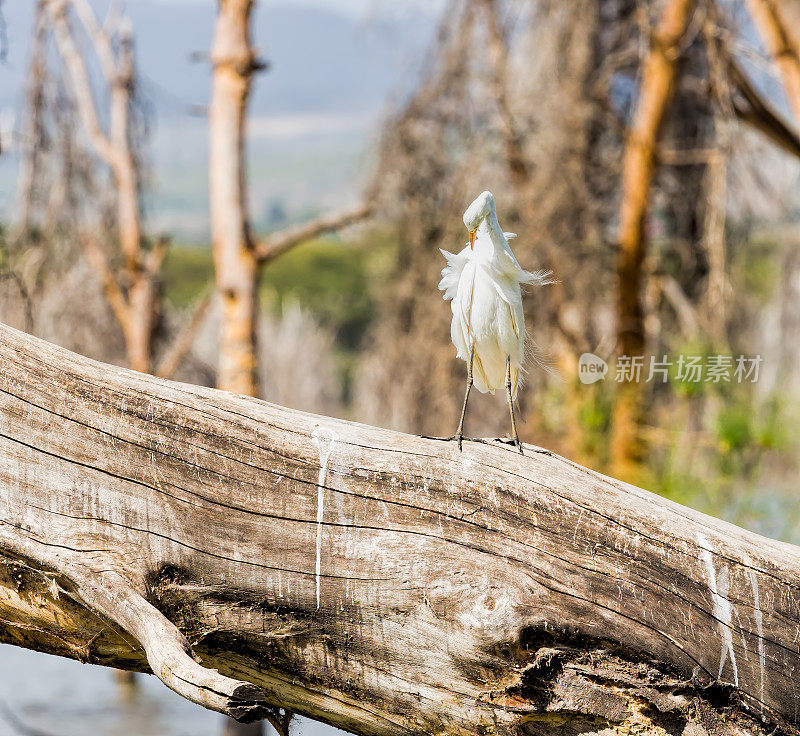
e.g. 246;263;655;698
439;190;552;452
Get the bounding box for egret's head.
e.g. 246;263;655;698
463;190;495;249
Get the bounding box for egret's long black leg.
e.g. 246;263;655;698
506;356;523;454
453;346;474;451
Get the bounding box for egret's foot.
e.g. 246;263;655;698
496;436;524;455
421;434;487;451
421;433;474;449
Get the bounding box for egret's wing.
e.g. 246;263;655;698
438;248;470;301
488;274;526;353
497;240;526;275
490;269;557;386
490;274;524;320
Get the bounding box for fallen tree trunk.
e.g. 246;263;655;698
0;323;798;736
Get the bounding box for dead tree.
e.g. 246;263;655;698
610;0;697;475
1;322;800;736
44;0;160;374
255;205;371;264
208;0;369;398
209;0;262;396
12;1;365;388
608;0;800;476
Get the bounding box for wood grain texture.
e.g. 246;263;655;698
0;323;799;735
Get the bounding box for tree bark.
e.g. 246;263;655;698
0;323;799;736
611;0;696;476
209;0;261;397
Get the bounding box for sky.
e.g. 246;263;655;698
0;0;444;135
162;0;447;17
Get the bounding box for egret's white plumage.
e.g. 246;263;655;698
439;191;551;399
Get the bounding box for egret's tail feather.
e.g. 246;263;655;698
521;268;556;287
524;336;562;381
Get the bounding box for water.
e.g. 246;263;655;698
0;645;341;736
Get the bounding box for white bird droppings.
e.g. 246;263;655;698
697;533;738;686
312;426;337;610
743;554;765;710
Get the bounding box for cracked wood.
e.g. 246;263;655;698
0;323;799;735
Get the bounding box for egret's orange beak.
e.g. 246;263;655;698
469;229;476;250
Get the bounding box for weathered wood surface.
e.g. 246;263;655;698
0;323;799;735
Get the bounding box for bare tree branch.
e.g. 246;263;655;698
254;205;372;264
145;235;168;275
658;273;704;339
45;0;116;166
263;709;293;736
68;0;116;83
727;55;800;158
83;237;131;332
155;286;213;380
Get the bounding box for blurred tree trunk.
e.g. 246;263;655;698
46;0;160;374
210;0;260;397
610;0;696;477
477;0;528;191
108;18;153;374
747;0;800;126
14;1;47;236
